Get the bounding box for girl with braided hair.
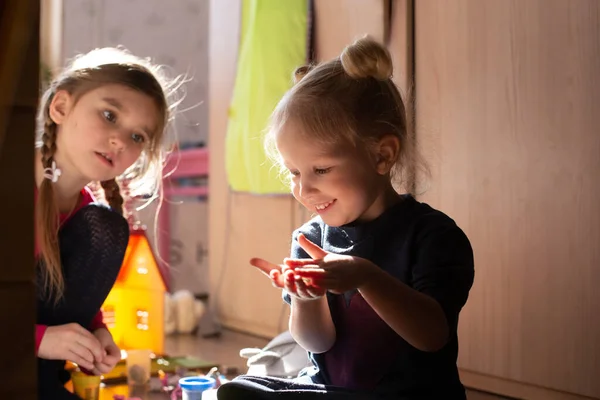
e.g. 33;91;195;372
34;47;182;399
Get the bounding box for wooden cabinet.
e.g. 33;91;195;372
0;1;38;398
415;1;600;398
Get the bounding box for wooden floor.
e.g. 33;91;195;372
164;329;513;400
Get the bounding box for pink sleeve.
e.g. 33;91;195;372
35;324;48;354
89;310;107;331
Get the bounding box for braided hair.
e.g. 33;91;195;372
36;47;183;301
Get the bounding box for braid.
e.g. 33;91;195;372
37;113;64;301
101;179;124;215
40;117;57;169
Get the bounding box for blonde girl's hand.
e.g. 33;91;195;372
288;234;378;294
250;257;326;300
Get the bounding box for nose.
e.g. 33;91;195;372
298;175;318;199
109;132;127;152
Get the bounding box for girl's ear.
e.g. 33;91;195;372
374;134;400;175
48;90;73;125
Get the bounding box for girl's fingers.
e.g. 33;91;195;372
284;258;317;268
293;268;327;278
284;269;297;294
294;277;312;298
74;326;104;363
270;270;284;288
297;234;328;259
68;344;95;370
93;362;112;375
250;257;282;276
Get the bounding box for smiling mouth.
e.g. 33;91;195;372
95;152;114;166
314;199;336;212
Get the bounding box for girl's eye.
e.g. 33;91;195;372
103;110;117;123
315;167;332;175
131;133;145;144
289;170;300;177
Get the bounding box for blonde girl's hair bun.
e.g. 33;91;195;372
340;36;393;81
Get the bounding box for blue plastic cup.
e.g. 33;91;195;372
179;376;216;400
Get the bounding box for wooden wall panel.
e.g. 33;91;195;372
415;1;600;398
387;0;414;194
40;0;62;73
313;0;386;60
387;0;412;95
207;0;293;338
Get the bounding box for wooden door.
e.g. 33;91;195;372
415;1;600;398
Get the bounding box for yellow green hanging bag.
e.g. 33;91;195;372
225;0;309;194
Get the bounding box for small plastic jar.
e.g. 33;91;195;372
179;376;216;400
